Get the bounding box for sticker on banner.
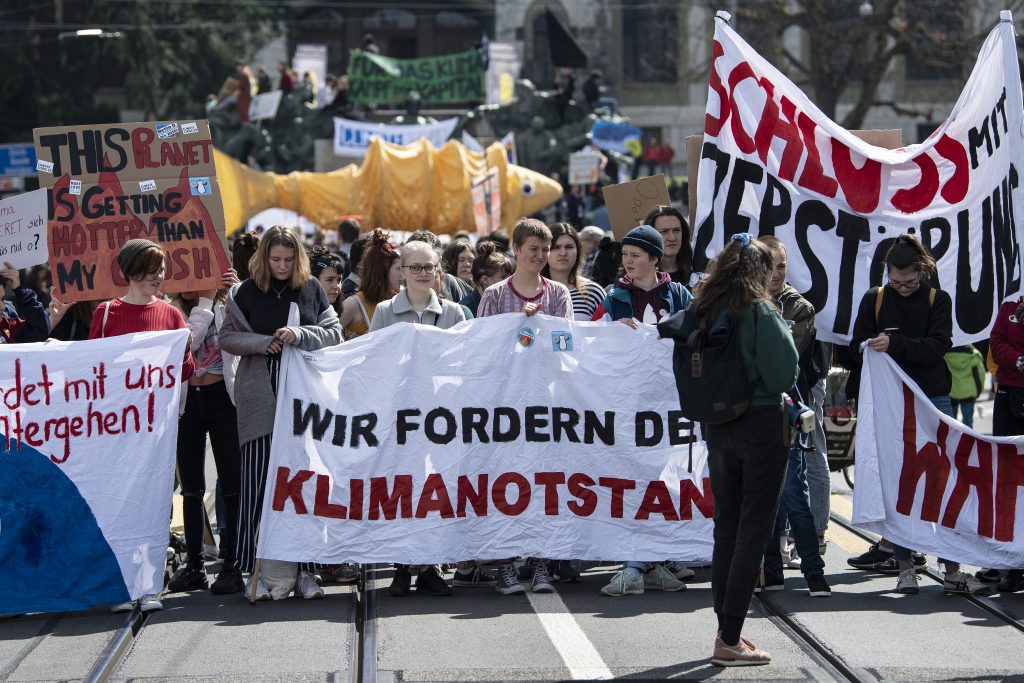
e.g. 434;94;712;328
69;179;82;196
518;327;536;348
139;180;157;192
155;123;179;139
36;160;53;174
189;177;211;196
551;331;573;352
181;122;199;135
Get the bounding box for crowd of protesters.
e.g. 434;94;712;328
4;204;1019;668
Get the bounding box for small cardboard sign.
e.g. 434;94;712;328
0;188;48;269
33;120;229;302
249;90;283;122
602;174;672;240
568;150;600;186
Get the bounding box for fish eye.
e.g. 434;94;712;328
521;181;535;197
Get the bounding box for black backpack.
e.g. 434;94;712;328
658;304;752;425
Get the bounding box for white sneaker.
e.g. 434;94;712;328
897;569;919;594
110;600;135;614
297;571;324;599
246;575;272;601
944;571;994;595
139;594;163;612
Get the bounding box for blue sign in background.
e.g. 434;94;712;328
0;144;37;177
590;120;642;155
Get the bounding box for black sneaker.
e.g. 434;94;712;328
166;563;208;592
210;564;244;595
415;566;453;596
453;566;497;587
998;570;1024;593
846;542;893;570
806;574;831;597
876;555;928;575
550;560;582;583
976;568;1003;583
753;574;784;593
389;565;412;597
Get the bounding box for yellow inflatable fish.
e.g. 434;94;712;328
213;137;562;235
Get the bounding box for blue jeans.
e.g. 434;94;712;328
764;446;826;579
951;398;976;429
893;395;953;564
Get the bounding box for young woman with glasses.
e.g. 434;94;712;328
848;234;989;596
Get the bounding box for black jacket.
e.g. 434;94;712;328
848;283;952;398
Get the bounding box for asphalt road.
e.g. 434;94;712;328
3;393;1023;682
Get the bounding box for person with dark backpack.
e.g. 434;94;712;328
658;234;797;667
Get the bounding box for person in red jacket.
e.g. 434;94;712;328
89;239;196;614
987;298;1024;592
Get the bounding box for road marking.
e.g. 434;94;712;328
526;591;614;680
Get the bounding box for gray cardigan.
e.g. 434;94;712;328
219;280;342;444
368;289;467;331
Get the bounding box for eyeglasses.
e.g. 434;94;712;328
403;264;437;275
888;278;920;290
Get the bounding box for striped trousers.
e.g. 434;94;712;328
234;354;316;574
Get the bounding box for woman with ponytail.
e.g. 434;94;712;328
662;234;797;667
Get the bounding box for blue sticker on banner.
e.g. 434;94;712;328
155;122;179;139
518;327;536;348
189;177;212;196
551;331;573;352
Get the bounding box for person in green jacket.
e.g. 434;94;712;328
689;234;798;667
944;344;986;429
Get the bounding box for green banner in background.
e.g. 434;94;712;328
348;49;487;105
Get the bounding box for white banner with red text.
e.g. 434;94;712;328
696;12;1024;345
853;349;1024;568
0;330;188;614
256;314;714;565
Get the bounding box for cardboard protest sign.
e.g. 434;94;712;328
568;150;601;185
603;174;672;239
258;316;713;565
33;120;230;303
348;49;487;105
249;90;283;122
0;330;188;614
696;11;1024;344
0;189;48;269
